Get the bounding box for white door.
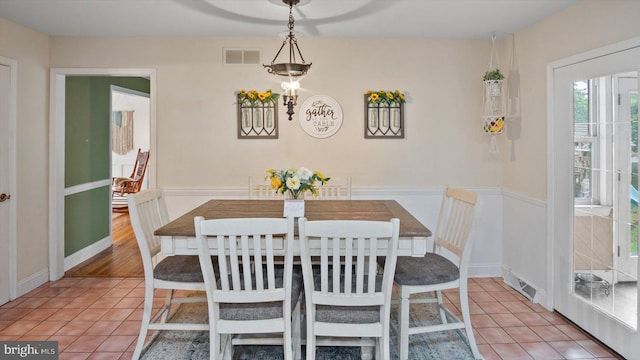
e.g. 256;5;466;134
551;43;640;359
0;59;16;305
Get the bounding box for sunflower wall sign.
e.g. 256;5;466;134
236;89;279;139
365;90;405;138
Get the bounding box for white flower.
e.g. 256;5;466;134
286;176;301;190
296;167;313;181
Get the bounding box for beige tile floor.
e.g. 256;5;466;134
0;276;623;360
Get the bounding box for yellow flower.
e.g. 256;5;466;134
270;177;282;189
247;92;255;99
240;90;246;94
386;92;394;100
366;90;372;94
370;93;379;101
258;92;267;101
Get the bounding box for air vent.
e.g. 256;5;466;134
224;49;261;65
504;270;538;302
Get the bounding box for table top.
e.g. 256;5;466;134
154;200;431;238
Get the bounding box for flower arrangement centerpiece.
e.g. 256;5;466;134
237;89;280;105
266;167;330;200
366;89;406;105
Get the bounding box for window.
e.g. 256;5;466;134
574;80;599;204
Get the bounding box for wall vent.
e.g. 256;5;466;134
504;270;538;302
224;49;261;65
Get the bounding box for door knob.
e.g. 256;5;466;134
0;193;10;202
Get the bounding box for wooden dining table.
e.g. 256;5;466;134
155;200;432;257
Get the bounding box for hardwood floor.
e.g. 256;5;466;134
65;211;144;277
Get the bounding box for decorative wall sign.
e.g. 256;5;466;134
365;90;405;138
298;95;343;138
237;89;279;139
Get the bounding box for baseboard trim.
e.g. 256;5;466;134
469;263;503;278
64;236;112;271
17;268;49;297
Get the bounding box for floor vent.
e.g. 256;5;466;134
504;271;538;302
224;49;261;65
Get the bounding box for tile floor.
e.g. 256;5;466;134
0;276;623;360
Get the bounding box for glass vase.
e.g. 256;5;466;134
369;107;378;128
266;107;273;128
242;108;251;128
253;108;262;128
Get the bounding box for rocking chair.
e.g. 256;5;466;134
112;149;150;208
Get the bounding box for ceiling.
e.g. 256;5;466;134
0;0;580;39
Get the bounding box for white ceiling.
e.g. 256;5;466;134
0;0;580;39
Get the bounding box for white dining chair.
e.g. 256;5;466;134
128;189;207;360
298;217;400;360
194;216;302;360
249;176;284;199
392;187;482;360
304;177;351;200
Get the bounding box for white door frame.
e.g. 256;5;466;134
547;37;640;358
0;56;17;302
48;68;156;280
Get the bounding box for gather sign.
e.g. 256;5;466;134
298;95;343;139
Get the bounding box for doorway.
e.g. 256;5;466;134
49;68;156;281
550;39;640;358
110;86;151;211
0;57;17;305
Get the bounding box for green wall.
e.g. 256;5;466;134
64;76;150;257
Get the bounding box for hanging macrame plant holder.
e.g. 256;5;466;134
481;34;506;154
507;34;522;160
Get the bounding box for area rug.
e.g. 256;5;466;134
141;301;475;360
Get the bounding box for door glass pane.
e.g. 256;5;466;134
573;73;638;330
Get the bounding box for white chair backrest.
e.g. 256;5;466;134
194;216;295;303
298;218;399;306
305;177;351;200
433;187;478;266
249;176;285;200
127;189;170;274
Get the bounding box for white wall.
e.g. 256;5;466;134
0;19;50;285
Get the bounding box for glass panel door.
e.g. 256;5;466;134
572;73;638;329
552;43;640;359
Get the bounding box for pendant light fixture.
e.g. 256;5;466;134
263;0;312;120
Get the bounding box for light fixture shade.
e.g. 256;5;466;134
266;63;310;78
264;0;311;79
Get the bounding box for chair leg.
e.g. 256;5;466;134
459;282;482;360
398;286;410;360
161;289;174;323
436;290;448;324
381;331;391;360
292;300;302;360
306;318;316;360
132;286;155;359
211;331;221;360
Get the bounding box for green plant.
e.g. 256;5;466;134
366;89;406;104
237;89;280;105
483;69;504;81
